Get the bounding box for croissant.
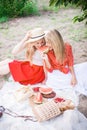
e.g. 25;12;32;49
59;99;75;112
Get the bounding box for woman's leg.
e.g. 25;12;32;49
0;58;13;75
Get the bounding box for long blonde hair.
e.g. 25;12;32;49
45;29;65;63
26;43;36;63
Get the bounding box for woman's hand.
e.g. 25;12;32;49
71;76;77;86
25;31;32;40
69;66;77;87
41;53;49;61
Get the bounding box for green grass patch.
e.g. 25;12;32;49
0;16;9;23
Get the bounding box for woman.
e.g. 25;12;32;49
0;28;46;85
44;29;77;86
38;29;79;105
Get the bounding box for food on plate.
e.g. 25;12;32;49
34;93;43;104
58;99;75;112
63;99;75;109
42;91;56;98
54;97;75;111
54;97;65;103
38;46;49;54
33;87;40;92
39;87;53;94
39;87;56;98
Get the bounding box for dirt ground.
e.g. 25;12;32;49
0;2;87;117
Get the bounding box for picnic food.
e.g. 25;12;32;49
39;87;56;98
33;87;40;92
34;93;43;104
38;46;49;54
42;91;56;98
54;97;65;103
58;99;75;112
39;87;53;94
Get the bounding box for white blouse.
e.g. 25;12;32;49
32;50;43;66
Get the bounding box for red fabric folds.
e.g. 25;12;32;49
47;43;74;74
9;60;45;85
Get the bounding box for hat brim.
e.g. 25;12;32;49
27;35;45;43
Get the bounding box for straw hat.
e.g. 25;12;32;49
28;28;45;42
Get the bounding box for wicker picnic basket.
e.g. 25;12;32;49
29;94;75;122
32;100;62;122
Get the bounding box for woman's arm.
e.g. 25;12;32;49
41;53;53;84
41;62;48;84
12;31;31;55
69;66;77;86
42;54;53;71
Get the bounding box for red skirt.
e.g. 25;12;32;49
9;60;45;85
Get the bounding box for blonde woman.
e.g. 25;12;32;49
43;29;87;105
0;28;48;85
44;29;77;88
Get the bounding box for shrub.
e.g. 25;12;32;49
0;0;38;18
20;1;39;16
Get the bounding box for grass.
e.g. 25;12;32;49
0;16;9;23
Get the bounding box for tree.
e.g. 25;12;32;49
49;0;87;23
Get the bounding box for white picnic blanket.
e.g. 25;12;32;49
46;62;87;96
0;62;87;130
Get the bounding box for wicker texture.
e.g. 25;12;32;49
32;100;61;122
